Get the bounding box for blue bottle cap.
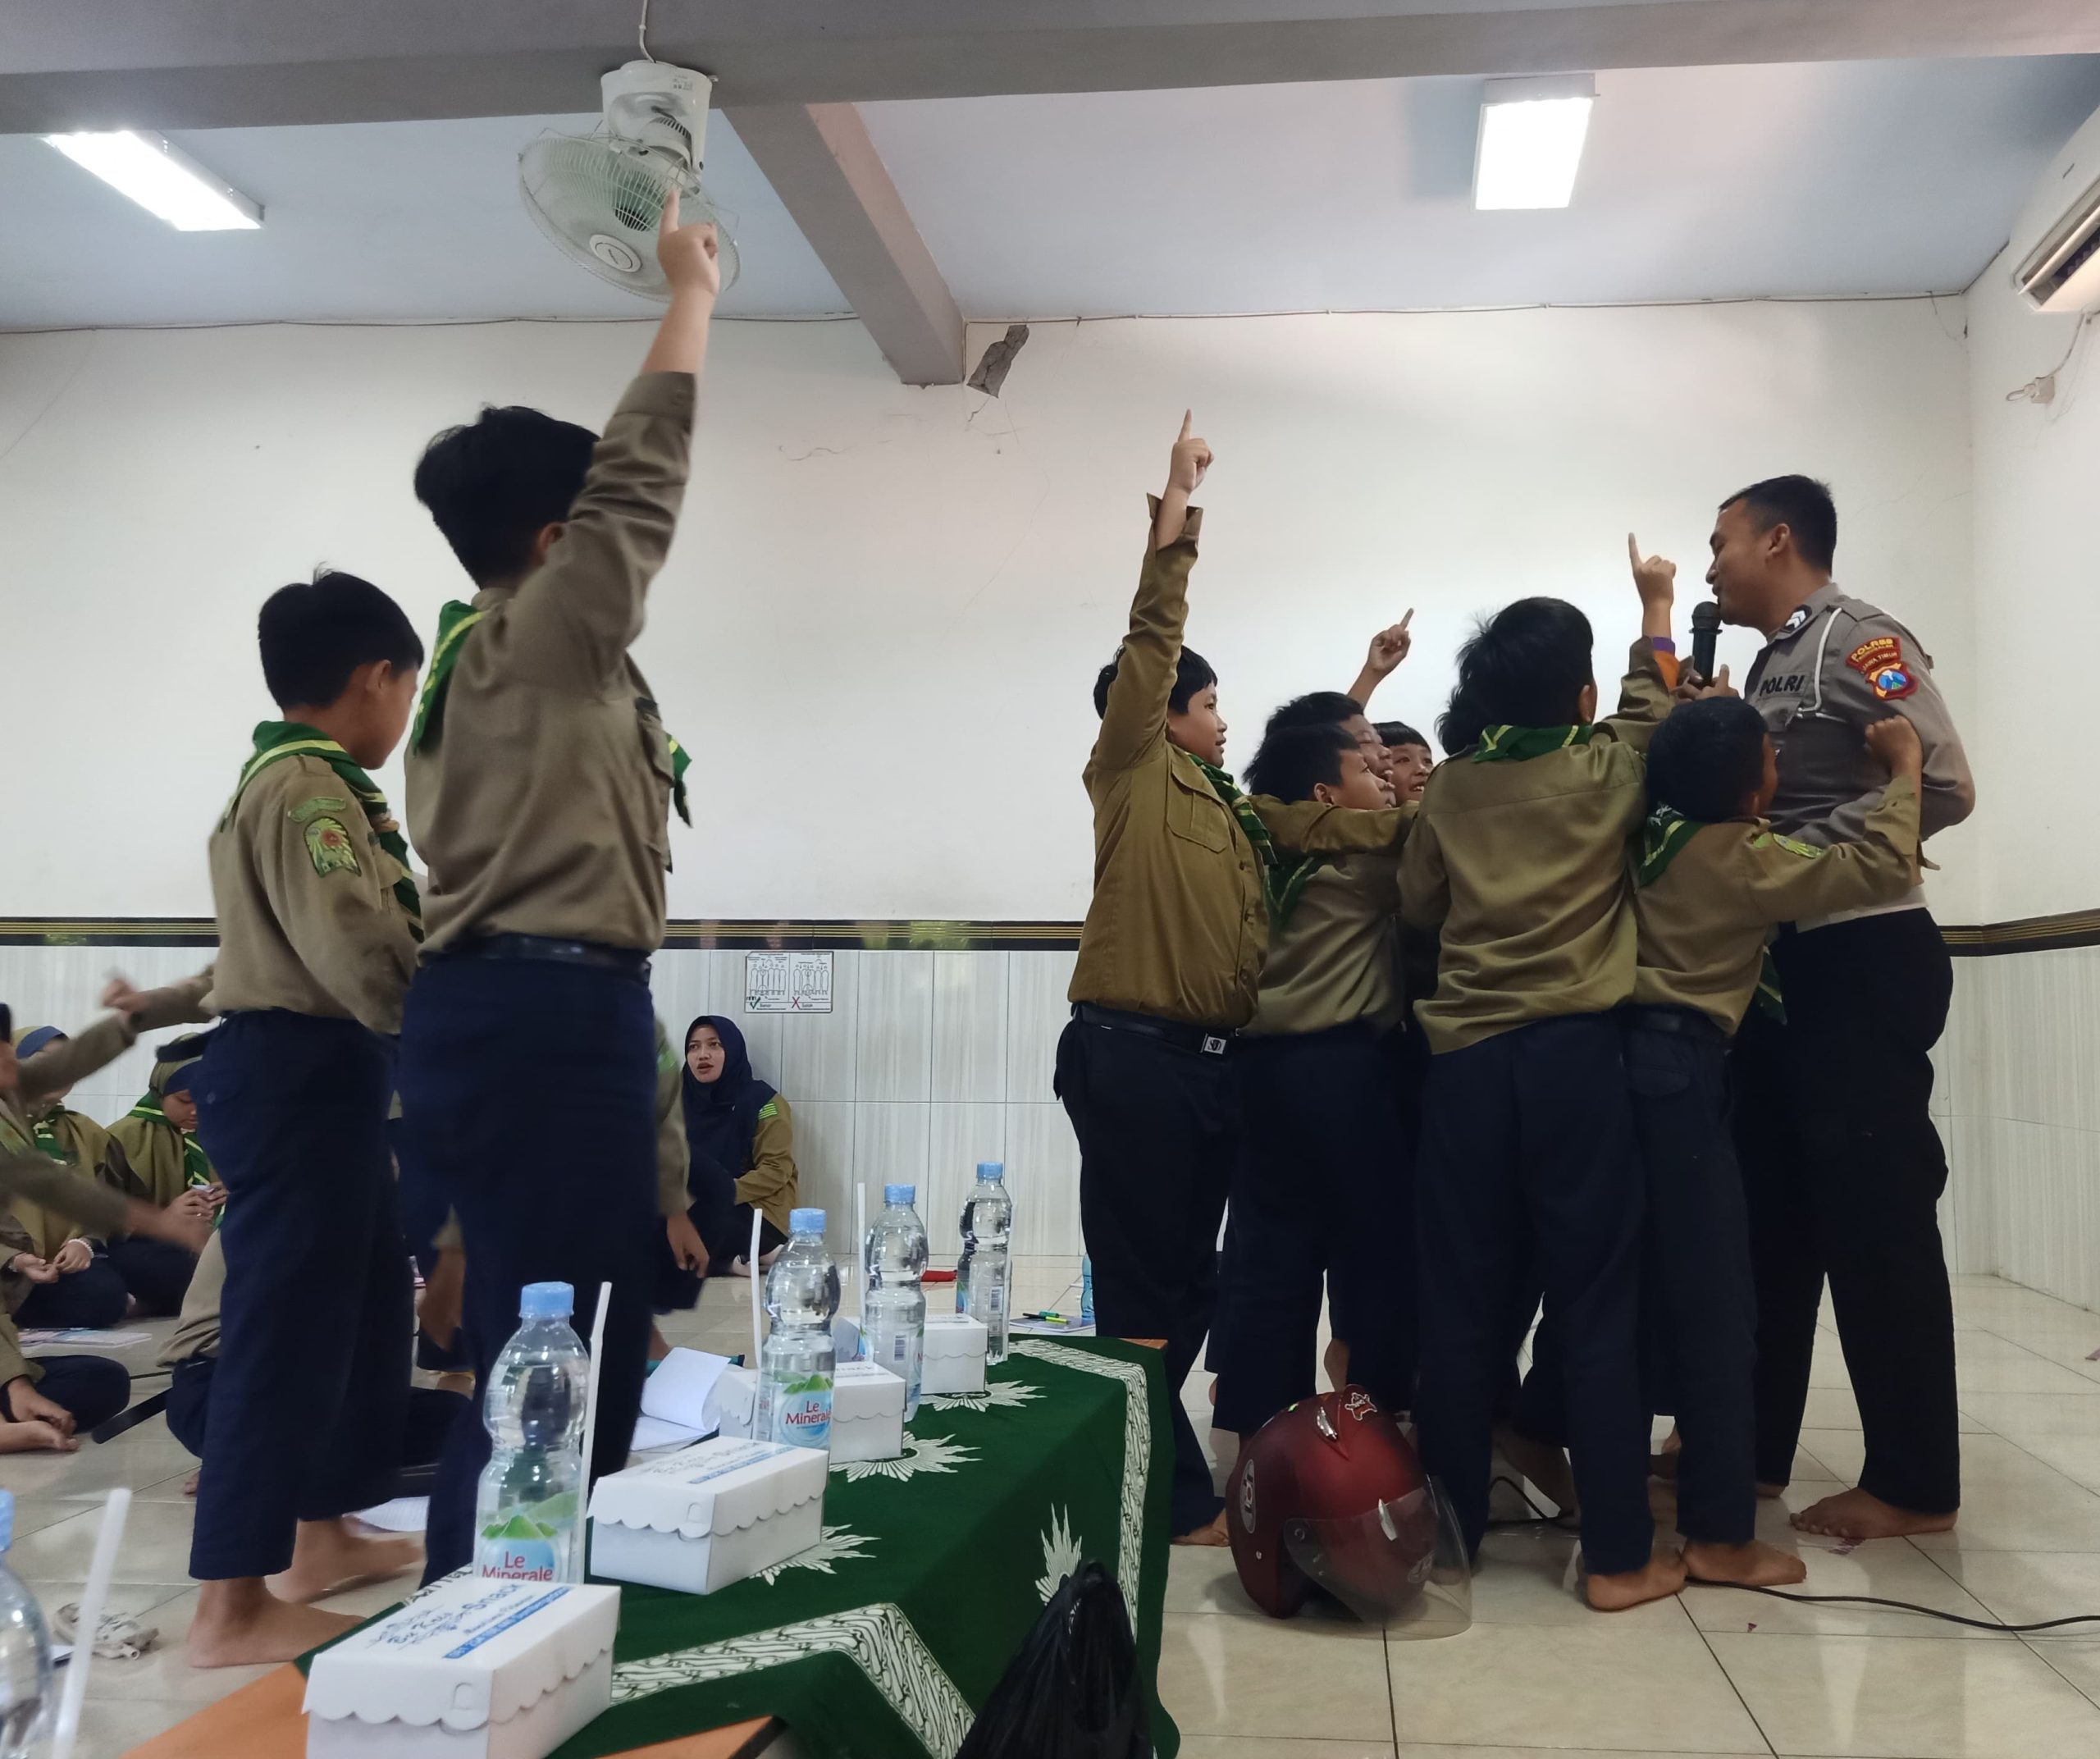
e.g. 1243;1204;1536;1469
791;1207;826;1235
884;1184;915;1206
975;1162;1004;1181
520;1282;573;1321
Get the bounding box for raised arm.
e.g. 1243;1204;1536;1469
1093;414;1212;774
504;195;719;688
1345;612;1414;710
1602;536;1680;751
1739;720;1923;922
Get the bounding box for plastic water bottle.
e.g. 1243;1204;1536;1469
1080;1254;1095;1328
759;1208;841;1451
864;1184;930;1419
960;1161;1014;1364
475;1281;589;1585
0;1492;52;1759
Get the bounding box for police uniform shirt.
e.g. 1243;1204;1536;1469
1744;582;1974;925
409;372;696;957
208;753;420;1035
1633;776;1922;1032
1400;641;1672;1054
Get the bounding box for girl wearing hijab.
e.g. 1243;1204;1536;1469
668;1015;798;1292
107;1037;220;1313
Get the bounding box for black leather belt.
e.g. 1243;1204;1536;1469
1621;1003;1727;1044
1072;1003;1236;1057
445;933;651;978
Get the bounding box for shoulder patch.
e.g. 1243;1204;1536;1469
1845;634;1917;701
289;793;350;825
304;816;362;877
1777;604;1813;638
1751;830;1826;861
757;1099;779;1122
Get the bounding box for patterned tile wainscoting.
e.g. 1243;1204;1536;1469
2;926;2093;1308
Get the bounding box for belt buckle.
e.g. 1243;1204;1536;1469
1200;1034;1227;1056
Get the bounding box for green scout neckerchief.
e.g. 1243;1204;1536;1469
409;601;692;825
31;1108;69;1167
227;722;422;939
1191;756;1330;928
1634;804;1787;1023
1472;724;1596;763
121;1094;216;1191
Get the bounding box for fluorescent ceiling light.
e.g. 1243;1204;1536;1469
1473;75;1596;211
43;130;262;231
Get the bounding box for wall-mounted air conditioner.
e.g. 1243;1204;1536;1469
2011;102;2100;314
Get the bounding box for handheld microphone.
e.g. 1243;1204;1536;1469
1691;602;1721;686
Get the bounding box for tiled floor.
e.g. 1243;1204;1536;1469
11;1268;2100;1757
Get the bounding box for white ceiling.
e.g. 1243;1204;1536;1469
2;54;2097;330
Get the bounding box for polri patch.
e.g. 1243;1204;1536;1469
305;816;361;877
1846;634;1916;701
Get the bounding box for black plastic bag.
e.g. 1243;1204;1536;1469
956;1561;1153;1759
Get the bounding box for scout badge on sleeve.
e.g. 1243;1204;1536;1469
1846;635;1916;701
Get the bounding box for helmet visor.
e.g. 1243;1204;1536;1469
1281;1474;1472;1636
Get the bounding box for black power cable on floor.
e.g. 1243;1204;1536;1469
1481;1476;2100;1634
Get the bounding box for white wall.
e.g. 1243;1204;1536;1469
1965;245;2100;922
0;299;1978;921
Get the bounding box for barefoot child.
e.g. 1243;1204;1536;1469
1629;697;1923;1585
1400;538;1679;1611
185;569;427;1666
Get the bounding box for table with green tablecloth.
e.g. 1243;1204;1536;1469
555;1335;1180;1759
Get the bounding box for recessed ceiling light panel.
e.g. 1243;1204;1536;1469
44;130;262;231
1473;75;1596;211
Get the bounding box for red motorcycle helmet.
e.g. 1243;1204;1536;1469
1228;1387;1445;1624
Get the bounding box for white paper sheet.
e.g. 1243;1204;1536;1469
628;1414;709;1453
641;1348;736;1428
20;1329;152;1349
354;1496;431;1534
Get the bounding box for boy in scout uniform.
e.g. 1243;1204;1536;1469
1627;695;1922;1587
1704;475;1975;1542
1208;722;1412;1444
185;570;427;1668
1399;541;1680;1611
399;198;721;1579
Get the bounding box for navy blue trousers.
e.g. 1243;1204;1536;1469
1414;1013;1651;1576
1212;1023;1414;1436
399;957;659;1583
106;1236;199;1317
7;1355;129;1432
14;1256;128;1331
167;1354;465;1474
189;1012;409;1579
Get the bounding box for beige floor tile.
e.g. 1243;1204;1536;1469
1161;1545;1378;1635
1911;1437;2100;1554
1959;1390;2100;1438
1929;1551;2100;1638
2;1432;194;1502
48;1584;277;1704
3;1494;85;1540
1180;1743;1394;1758
1468;1528;1693;1630
1796;1428;1867;1481
1708;1630;2100;1757
1952;1332;2100;1399
1157;1612;1395;1741
1383;1621;1764;1752
1793;1388;1986;1438
1390;1751;1766;1759
7;1497;200;1586
66;1695;199;1756
1998;1431;2100;1494
1682;1537;2007;1639
2031;1641;2100;1711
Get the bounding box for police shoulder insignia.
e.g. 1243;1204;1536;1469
1778;604;1812;638
289;794;350;825
1845;634;1916;701
757;1099;779;1121
305;816;361;877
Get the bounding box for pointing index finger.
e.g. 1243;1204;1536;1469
1628;533;1641;567
1399;608;1414;633
1179;409;1193;442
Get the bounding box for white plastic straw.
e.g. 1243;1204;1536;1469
748;1208;764;1366
578;1280;612;1482
855;1182;867;1323
48;1487;130;1759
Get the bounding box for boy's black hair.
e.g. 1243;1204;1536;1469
1645;697;1770;824
258;571;423;710
1722;474;1838;573
1262;691;1364;742
413;405;599;585
1437;597;1594;755
1244;724;1353;803
1376;720;1428;751
1093;646;1217;719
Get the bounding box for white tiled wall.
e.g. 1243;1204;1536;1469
6;937;2092;1312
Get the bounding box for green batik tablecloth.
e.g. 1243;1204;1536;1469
556;1336;1179;1759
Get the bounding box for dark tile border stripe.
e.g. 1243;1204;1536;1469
3;911;2096;955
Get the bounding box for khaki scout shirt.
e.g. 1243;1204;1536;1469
208;753;419;1035
1069;500;1407;1030
736;1099;799;1239
1745;582;1973;927
1400;642;1672;1054
409;373;696;956
162;1227;226;1366
1247;848;1409;1038
1632;777;1921;1032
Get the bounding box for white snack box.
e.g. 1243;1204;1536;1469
304;1576;619;1759
589;1436;825;1596
830;1360;905;1463
921;1313;989;1396
703;1364;760;1438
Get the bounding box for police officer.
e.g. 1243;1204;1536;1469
1705;475;1974;1542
